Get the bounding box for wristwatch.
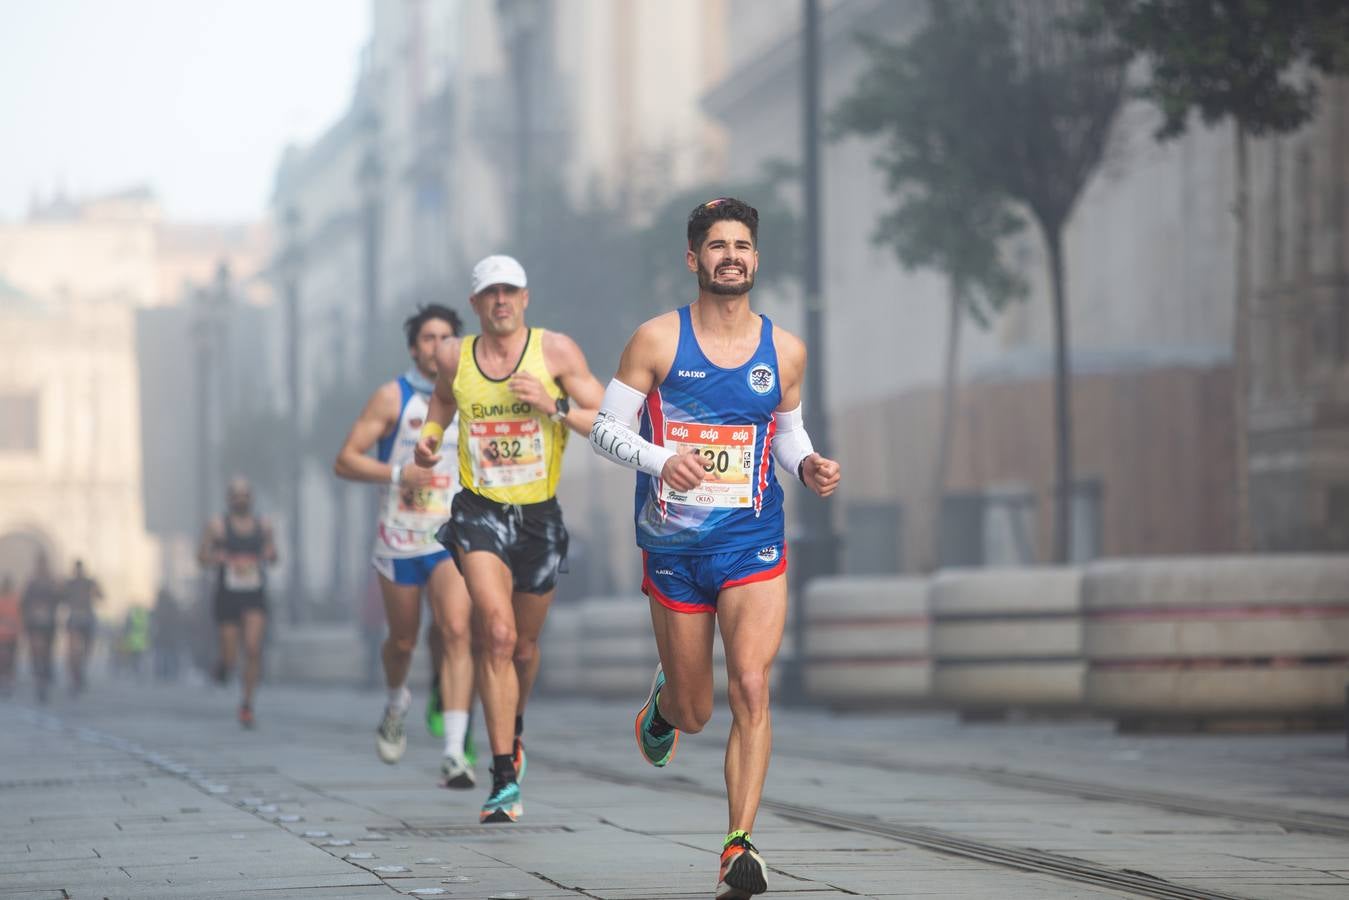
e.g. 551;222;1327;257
549;396;571;423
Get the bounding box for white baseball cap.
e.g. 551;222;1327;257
471;255;528;295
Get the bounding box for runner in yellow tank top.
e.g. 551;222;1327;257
413;254;605;824
453;328;569;504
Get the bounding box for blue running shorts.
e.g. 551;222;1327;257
641;542;787;614
372;549;454;587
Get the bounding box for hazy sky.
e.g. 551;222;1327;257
1;0;369;222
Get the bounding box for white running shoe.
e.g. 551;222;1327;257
375;705;407;764
440;753;476;789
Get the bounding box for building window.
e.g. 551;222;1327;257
0;392;39;453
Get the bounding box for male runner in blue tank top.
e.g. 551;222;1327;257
590;198;841;899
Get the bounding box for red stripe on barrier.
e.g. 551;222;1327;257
805;656;932;666
1088;603;1349;621
1091;656;1349;671
807;616;931;628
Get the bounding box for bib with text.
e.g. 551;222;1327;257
224;554;263;592
660;420;756;508
468;419;547;489
385;474;454;534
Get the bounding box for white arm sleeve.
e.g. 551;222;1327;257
589;379;675;478
770;405;815;481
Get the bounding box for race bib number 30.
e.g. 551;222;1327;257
661;420;756;508
469;419;547;489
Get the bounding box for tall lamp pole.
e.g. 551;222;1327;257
192;287;214;545
357;107;383;379
280;206;305;625
497;0;541;242
784;0;838;704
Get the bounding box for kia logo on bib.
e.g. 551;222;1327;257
748;364;775;394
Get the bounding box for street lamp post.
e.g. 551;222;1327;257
357;108;383;380
496;0;542;242
783;0;839;705
280;206;305;625
191;287;214;543
192;279;231;619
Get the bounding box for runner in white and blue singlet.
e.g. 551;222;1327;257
590;198;841;900
335;304;477;788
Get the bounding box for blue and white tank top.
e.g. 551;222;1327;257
634;305;784;554
373;372;460;559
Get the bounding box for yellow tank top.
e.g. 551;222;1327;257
453;328;569;504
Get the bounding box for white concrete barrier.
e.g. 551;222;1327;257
268;625;367;686
577;596;657;698
802;577;932;704
931;567;1084;711
543;593;792;700
1083;555;1349;718
539;602;583;695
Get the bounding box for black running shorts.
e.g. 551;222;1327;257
437;489;569;595
213;590;267;624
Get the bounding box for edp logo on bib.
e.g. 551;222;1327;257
748;364;775;395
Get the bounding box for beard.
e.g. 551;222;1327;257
697;261;756;296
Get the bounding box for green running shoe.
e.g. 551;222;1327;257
634;664;678;767
425;680;444;738
464;727;478;769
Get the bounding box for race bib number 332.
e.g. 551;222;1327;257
468;419;547;488
661;420;756;508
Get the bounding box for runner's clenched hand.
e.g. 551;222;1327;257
660;447;706;492
397;463;436;488
413;433;442;468
801;453;841;498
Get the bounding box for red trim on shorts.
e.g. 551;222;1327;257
722;548;788;590
641;550;713;615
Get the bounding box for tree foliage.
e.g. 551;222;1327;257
1092;0;1349;550
833;30;1028;323
832;0;1126;562
1092;0;1349;140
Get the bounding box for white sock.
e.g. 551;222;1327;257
387;684;410;714
443;709;470;758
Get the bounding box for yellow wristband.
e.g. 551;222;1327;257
419;420;445;446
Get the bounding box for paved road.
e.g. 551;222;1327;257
3;678;1349;899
